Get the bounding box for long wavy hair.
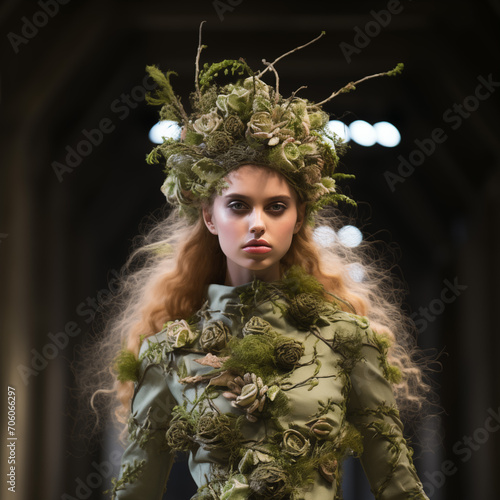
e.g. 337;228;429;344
85;167;431;435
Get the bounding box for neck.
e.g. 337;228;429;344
224;263;280;286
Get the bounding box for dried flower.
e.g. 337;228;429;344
216;86;253;117
165;419;193;451
200;320;232;353
306;417;334;439
223;115;245;137
164;319;197;348
318;455;338;483
287;293;326;330
193;110;223;136
248;464;290;499
275;339;304;370
195;412;233;450
242;316;272;336
206;130;235;155
281;429;311;457
223;372;268;422
247;106;295;147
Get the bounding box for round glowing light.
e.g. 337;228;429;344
326;120;350;143
348;263;365;282
337;225;363;247
374;121;401;147
349;120;376;147
149;120;181;144
313;225;337;248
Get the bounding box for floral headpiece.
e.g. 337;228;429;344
145;25;403;223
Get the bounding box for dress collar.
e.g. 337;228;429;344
205;282;251;311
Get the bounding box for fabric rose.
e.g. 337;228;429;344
275;338;304;370
220;474;251;500
281;429;311;457
318;455;338;484
193;110;223;136
249;464;290;499
164;319;197;348
223;114;245;137
242;316;272;336
195;412;233;450
200;320;231;353
306;418;334;439
165;419;193;451
206;130;235;155
286;293;326;330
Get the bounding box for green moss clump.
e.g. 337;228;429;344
113;349;141;383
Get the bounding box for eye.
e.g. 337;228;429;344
267;202;287;213
228;201;248;211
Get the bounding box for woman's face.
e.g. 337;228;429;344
203;165;304;286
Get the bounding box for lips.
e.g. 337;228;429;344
243;239;272;254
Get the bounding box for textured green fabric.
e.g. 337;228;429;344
112;276;428;500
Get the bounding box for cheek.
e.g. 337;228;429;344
273;214;299;247
214;213;241;246
282;211;300;235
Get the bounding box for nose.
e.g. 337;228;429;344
249;208;265;237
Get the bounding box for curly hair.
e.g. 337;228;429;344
83;167;431;438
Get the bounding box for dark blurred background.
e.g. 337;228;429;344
1;0;500;499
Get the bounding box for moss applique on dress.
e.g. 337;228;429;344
112;270;428;500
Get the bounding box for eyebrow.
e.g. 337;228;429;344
222;193;293;202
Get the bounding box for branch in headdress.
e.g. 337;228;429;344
255;31;326;79
312;63;404;108
195;20;207;99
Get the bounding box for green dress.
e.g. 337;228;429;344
111;269;428;500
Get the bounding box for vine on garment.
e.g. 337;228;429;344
122;269;416;499
108;459;146;500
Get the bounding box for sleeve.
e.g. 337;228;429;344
346;329;429;500
111;341;176;500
